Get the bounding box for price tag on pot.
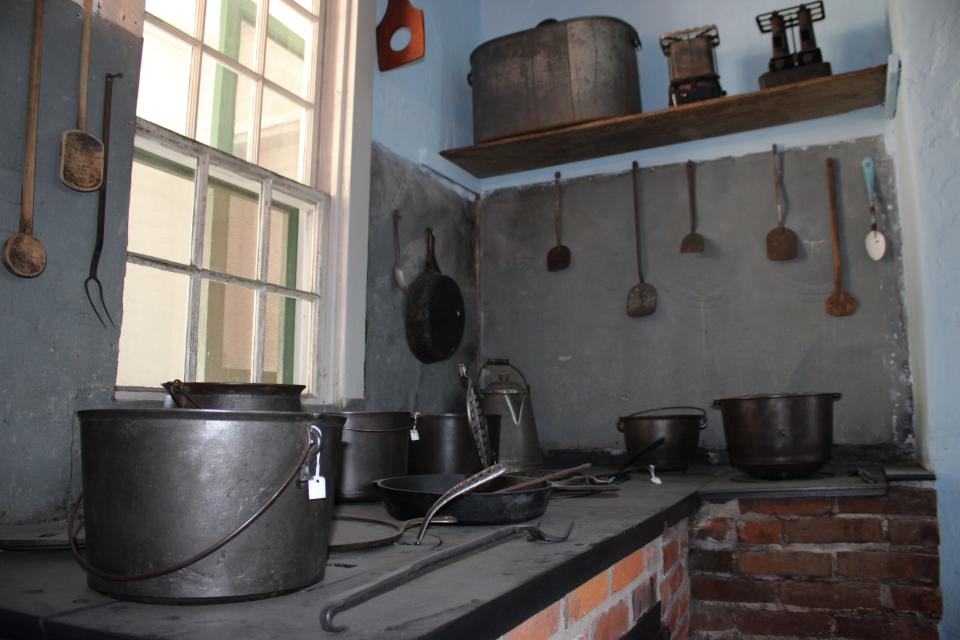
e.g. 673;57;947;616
308;475;327;500
409;427;420;441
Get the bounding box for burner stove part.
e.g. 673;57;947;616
756;2;832;89
659;25;726;106
731;470;834;483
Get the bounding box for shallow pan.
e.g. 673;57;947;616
375;473;552;524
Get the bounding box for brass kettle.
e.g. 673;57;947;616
478;358;543;472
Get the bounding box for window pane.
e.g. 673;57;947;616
196;55;256;158
265;0;315;99
204;0;259;70
145;0;197;36
267;195;316;290
198;280;255;382
137;22;192;135
127;141;196;264
202;170;260;279
116;265;189;387
263;294;311;384
259;88;308;182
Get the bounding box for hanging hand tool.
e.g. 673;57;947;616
84;73;121;328
60;0;104;192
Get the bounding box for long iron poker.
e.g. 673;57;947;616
319;521;574;632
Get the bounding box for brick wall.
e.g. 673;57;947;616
499;519;690;640
689;485;941;640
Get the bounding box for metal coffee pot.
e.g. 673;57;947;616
478;358;544;472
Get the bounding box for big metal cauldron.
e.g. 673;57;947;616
75;409;344;603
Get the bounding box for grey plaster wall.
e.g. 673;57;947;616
481;137;912;454
363;143;479;412
0;0;141;523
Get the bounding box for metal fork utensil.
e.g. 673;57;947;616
319;521;574;632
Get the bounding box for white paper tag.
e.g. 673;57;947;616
308;475;327;500
409;428;420;441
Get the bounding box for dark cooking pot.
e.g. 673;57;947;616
75;409;344;602
333;412;413;502
408;413;487;475
161;380;305;411
405;229;465;363
376;473;552;524
712;392;841;479
617;406;707;471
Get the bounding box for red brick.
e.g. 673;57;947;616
591;600;628;640
835;614;939;640
737;519;782;544
888;518;940;547
836;486;937;516
566;570;607;621
631;575;657;620
501;601;561;640
694;517;733;543
660;563;686;605
691;603;735;631
738;551;833;578
663;538;680;572
780;580;884;610
837;551;938;584
666;590;689;634
689;550;733;573
890;584;943;616
732;607;832;637
783;516;884;543
739;497;832;516
672;618;689;640
611;547;646;592
691;575;779;603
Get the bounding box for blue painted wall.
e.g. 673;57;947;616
888;0;960;635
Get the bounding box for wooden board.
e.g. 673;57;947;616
441;65;887;178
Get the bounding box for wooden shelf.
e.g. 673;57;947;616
440;64;887;178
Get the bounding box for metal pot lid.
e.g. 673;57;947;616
712;392;842;406
483;373;526;395
163;381;306;395
469;15;641;61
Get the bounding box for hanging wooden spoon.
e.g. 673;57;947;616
60;0;104;192
861;157;887;261
825;157;857;317
546;171;571;271
627;161;657;317
766;144;798;261
680;160;704;253
3;0;47;278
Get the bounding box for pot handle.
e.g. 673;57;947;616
626;406;708;430
478;358;530;389
832;393;843;401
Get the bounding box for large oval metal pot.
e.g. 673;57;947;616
712;393;841;479
375;473;552;524
333;411;413;502
161;381;305;411
405;229;465;364
617;406;707;471
75;409;344;603
408;413;484;475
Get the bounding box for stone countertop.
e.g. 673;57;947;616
0;464;912;640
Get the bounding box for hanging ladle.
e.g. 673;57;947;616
60;0;104;192
3;0;47;278
627;161;656;317
546;171;571;271
766;144;798;261
680;160;704;253
825;157;857;317
861;157;887;261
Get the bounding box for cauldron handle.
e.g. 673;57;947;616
623;406;708;430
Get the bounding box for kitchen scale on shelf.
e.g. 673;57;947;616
756;1;832;89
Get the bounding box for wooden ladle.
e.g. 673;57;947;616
60;0;104;192
546;171;571;271
3;0;47;278
825;157;857;317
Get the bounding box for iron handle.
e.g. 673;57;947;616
625;406;708;429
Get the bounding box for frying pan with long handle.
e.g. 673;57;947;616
405;228;465;363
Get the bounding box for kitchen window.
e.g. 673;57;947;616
116;0;373;400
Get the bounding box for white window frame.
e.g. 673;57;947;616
117;0;373;404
